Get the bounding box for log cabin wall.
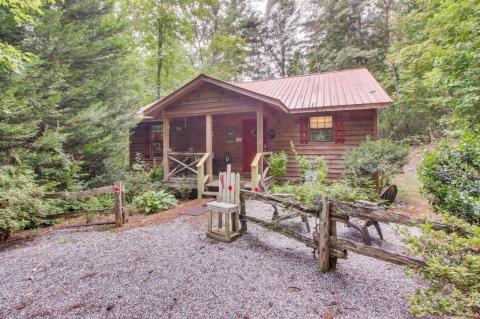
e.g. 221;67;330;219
266;109;377;180
131;81;378;180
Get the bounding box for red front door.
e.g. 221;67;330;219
242;118;267;172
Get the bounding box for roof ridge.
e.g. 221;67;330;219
233;68;369;84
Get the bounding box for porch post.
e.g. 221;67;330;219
206;114;213;182
163;116;169;181
256;110;264;153
256;109;264;178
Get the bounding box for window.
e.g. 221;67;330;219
309;116;333;142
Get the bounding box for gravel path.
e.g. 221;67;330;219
0;201;422;319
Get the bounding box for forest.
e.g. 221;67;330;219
0;0;479;318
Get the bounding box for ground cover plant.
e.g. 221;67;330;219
132;190;177;214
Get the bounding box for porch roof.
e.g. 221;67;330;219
141;68;392;117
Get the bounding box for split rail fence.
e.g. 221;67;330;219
239;190;454;272
42;181;128;227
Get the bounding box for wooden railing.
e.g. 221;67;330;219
42;181;127;227
196;153;211;198
239;190;458;273
250;152;274;191
166;152;205;179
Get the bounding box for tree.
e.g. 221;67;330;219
0;0;44;73
0;0;145;188
127;0;190;99
389;0;480;133
260;0;300;77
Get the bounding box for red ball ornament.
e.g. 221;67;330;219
228;185;233;191
113;186;121;193
254;187;260;193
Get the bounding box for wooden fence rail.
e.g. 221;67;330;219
239;190;441;272
42;181;127;227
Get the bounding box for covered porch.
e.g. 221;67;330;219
162;110;273;198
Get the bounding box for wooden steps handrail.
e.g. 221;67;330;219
196;152;211;168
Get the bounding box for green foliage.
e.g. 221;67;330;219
132;190;177;213
0;165;49;238
268;152;288;177
271;181;377;208
387;0;480;136
400;215;480;318
344;138;409;193
418;133;480;223
290;141;327;183
123;157;164;203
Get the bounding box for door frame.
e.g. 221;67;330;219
241;118;267;172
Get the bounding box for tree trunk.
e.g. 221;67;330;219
156;19;164;99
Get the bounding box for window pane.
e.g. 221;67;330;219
310;128;333;142
310;116;332;129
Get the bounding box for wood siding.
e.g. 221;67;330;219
131;83;377;180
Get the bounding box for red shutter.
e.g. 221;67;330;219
299;116;309;144
334;113;345;144
145;125;151;159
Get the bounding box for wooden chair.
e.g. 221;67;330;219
206;165;242;243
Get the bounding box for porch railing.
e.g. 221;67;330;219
251;152;275;191
196;153;211;198
166;152;205;179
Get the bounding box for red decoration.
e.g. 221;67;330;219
228;185;233;191
299;116;309;144
334;113;345;144
254;187;260;193
113;186;121;193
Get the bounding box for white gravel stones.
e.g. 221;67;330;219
0;200;421;318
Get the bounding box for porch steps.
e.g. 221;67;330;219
202;191;219;198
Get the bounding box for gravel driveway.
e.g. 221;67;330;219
0;201;422;319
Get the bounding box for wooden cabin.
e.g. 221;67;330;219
130;68;392;197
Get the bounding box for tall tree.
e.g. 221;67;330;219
0;0;145;188
127;0;190;99
305;0;393;73
260;0;300;77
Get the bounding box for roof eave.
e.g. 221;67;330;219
142;74;289;117
287;102;392;113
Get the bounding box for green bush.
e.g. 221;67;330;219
344;138;409;193
132;190;177;213
0;166;49;239
268;152;288;177
290;141;328;183
400;215;480;318
270;181;377;208
123;156;164;203
418;133;480;223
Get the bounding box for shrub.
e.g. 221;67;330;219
418;133;480;223
0;166;49;239
344;138;409;193
123;156;164;203
400;215;480;318
270;181;377;208
132;190;177;213
290;141;328;183
268;152;288;177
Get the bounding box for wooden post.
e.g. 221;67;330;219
114;181;123;227
162;116;170;181
206;114;213;182
256;110;264;177
239;192;247;233
329;218;337;270
121;182;128;223
318;196;331;273
197;164;204;199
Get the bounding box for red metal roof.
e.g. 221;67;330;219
233;68;392;111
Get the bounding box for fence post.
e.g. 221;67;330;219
121;182;128;223
318;195;331;273
239;191;247;233
114;181;123;227
329;210;337;270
